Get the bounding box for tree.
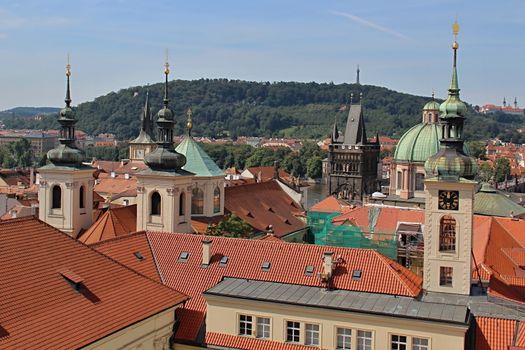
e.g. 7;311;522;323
494;158;511;183
306;156;323;179
477;162;494;183
466;141;486;160
206;214;253;238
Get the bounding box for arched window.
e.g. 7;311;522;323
396;171;402;190
415;173;425;191
179;192;185;216
192;188;204;215
52;185;62;209
151;192;161;216
439;215;456;252
213;187;221;214
79;185;85;209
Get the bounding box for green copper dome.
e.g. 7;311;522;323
175;136;225;177
424;147;477;179
423;100;440;111
394;123;441;162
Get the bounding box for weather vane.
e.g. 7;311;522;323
164;49;170;75
66;53;71;77
452;20;460;39
187;107;193;133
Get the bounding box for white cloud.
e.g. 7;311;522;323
330;10;409;40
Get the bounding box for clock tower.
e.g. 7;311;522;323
423;22;478;296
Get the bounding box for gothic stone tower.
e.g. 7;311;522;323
136;57;194;233
38;61;94;237
328;94;380;202
129;91;157;162
423;22;478;296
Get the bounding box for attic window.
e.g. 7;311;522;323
304;265;315;276
60;269;84;291
352;270;362;280
219;256;229;266
0;324;8;338
261;261;271;271
133;251;145;261
178;251;190;262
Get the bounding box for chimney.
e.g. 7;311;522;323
322;251;334;279
202;239;212;266
124;173;130;180
273;161;280;180
110;171;116;178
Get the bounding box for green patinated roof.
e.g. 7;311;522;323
474;183;525;218
394;123;470;162
423;100;440;110
129;130;155;144
175;136;225;177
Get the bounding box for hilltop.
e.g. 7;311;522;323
2;79;524;142
0;107;60;119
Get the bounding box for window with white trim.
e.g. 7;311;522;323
286;321;300;343
256;317;270;339
305;323;319;346
336;327;352;349
239;315;252;336
357;330;372;350
391;335;407;350
412;337;429;350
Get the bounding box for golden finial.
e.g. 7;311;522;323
164;48;170;75
186;108;193;135
432;89;435;99
66;53;71;77
452;20;460;49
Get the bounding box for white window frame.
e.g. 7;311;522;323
256;317;271;339
285;320;301;343
305;323;320;346
356;329;373;350
336;327;352;350
238;314;253;337
412;337;430;350
390;334;408;350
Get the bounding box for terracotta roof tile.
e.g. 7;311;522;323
205;332;329;350
78;205;137;244
309;195;353;214
224;180;305;237
145;233;420;341
475;316;517;350
94;172;137;196
0;217;187;349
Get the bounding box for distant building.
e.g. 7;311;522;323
0;132;57;155
480;97;524;115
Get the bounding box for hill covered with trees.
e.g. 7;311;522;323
3;79;524;142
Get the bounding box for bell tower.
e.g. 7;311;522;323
423;21;478;295
38;58;94;237
136;54;194;233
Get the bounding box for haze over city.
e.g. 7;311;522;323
0;0;523;110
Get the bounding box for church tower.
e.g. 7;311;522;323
129;91;157;161
328;93;380;202
136;56;194;233
423;22;478;295
38;60;94;237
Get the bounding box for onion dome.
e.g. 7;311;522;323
424;147;477;179
47;60;84;166
144;57;187;171
423;99;440;111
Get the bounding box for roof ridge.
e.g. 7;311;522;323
145;232;167;284
374;250;421;296
89;230;147;247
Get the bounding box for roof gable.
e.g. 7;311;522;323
78;205;137;245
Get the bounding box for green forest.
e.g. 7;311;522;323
3;79;525;142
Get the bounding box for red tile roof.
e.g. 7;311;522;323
78;205;137;244
205;332;329;350
224;180;305;237
0;217;187;349
95;232;422;342
245;166;292;182
90;232;161;282
94;172;137;196
309;195;353;213
475;316;517;350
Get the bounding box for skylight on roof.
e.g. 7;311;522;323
352;270;362;280
178;251;190;262
219;256;229;266
304;265;314;276
261;261;271;271
133;251;144;261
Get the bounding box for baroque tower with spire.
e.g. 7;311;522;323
38;59;94;237
129;90;157;162
423;21;478;296
328;92;380;203
135;55;195;233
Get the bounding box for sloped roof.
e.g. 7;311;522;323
475;183;525;218
175;136;224;177
206;332;329;350
224;180;305;237
309;195;353;213
129;130;155;144
94;232;422;342
0;217;187;349
78;205;137;245
244;166;292;182
475;316;518;350
343;103;367;145
94;172;137;195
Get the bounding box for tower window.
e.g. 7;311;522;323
192;188;204;215
396;171;402;190
151;191;161;216
52;185;62;209
79;185;85;209
213;187;221;214
440;266;453;286
439;215;456;252
415;173;425;191
179;192;185;216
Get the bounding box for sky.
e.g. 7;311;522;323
0;0;523;110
